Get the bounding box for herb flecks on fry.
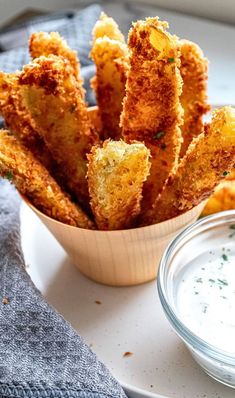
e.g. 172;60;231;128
1;18;231;231
121;18;183;213
0;131;94;229
141;107;235;225
18;55;99;209
87;140;151;230
180;39;210;157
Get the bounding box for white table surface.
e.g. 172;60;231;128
20;202;235;398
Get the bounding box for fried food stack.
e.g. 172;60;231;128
121;18;183;213
91;12;128;140
0;13;234;230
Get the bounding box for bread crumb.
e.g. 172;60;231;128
123;351;133;357
2;297;9;305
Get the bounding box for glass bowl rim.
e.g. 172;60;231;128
157;209;235;366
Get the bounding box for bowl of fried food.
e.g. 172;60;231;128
0;13;235;286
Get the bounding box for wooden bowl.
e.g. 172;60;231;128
24;199;205;286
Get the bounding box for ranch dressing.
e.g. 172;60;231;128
175;226;235;354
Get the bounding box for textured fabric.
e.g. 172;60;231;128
0;4;101;71
0;180;127;396
0;5;99;106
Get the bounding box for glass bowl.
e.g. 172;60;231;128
158;210;235;388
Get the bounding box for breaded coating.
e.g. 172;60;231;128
87;140;151;230
91;37;128;139
29;32;82;86
202;180;235;216
0;72;35;143
18;55;99;208
141;107;235;225
0;131;94;229
227;169;235;180
0;71;54;171
92;12;125;42
120;18;183;213
180;40;210;157
88;106;103;136
0;72;15;106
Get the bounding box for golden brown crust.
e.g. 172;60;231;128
226;169;235;180
90;37;128;139
120;18;183;213
18;55;99;208
0;131;94;229
92;12;125;42
87;140;151;230
180;40;210;157
29;32;83;87
201;180;235;216
0;72;32;141
0;71;54;171
141;107;235;225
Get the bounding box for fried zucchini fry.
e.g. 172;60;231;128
201;180;235;216
0;72;15;106
0;72;35;142
87;140;150;230
29;31;82;86
120;18;183;212
141;107;235;225
0;71;54;171
18;55;99;208
180;40;210;157
0;131;94;229
90;37;128;139
92;12;125;42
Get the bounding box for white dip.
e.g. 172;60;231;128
175;232;235;354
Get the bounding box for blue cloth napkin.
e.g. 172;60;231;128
0;180;126;398
0;5;127;398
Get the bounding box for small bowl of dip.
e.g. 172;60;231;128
158;210;235;388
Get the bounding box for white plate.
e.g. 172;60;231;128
21;202;235;398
